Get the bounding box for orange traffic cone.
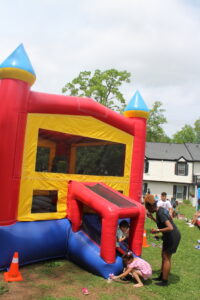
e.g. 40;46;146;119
4;252;23;282
142;230;150;248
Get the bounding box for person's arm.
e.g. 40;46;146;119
151;220;173;234
117;228;127;243
118;235;127;242
169;207;173;217
167;201;173;217
146;211;156;222
112;267;133;280
118;228;129;242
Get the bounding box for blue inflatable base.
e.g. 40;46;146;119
67;230;123;278
0;218;124;278
0;219;70;270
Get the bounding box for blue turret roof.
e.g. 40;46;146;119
0;44;35;75
124;91;149;112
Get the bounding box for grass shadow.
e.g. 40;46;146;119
169;273;180;284
143;278;152;286
111;278;132;285
152;270;180;285
112;276;152;287
152;269;161;276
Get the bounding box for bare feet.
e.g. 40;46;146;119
133;283;143;288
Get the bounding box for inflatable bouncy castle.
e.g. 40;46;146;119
0;44;149;278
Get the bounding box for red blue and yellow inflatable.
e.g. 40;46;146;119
0;44;149;278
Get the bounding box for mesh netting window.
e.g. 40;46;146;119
31;190;58;213
36;147;50;172
35;129;125;176
76;144;125;176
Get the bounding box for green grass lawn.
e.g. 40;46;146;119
139;203;200;300
0;204;199;300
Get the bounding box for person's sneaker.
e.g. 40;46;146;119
155;280;168;286
195;245;200;250
197;240;200;244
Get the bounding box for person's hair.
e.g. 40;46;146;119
122;252;134;266
145;201;157;211
119;220;129;229
144;194;155;205
161;192;167;197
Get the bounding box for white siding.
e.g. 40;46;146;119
194;162;200;175
144;182;172;199
143;160;193;183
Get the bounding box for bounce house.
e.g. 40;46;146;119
0;44;149;278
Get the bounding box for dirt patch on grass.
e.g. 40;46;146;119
0;260;141;300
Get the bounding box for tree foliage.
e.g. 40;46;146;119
62;69;131;111
146;101;170;142
172;124;196;143
62;69;200;144
194;118;200;143
172;120;200;144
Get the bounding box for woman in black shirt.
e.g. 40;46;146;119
145;194;181;286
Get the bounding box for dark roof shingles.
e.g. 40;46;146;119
145;142;200;161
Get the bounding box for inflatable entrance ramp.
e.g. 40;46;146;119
68;181;145;263
67;214;124;278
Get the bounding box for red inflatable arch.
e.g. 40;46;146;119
68;181;146;263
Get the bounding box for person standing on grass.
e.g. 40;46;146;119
144;194;181;286
157;192;173;217
112;252;152;288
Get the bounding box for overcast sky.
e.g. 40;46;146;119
1;0;200;137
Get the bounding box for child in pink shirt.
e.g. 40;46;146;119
112;252;152;287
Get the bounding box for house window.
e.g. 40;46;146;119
144;159;149;173
193;175;200;188
143;183;148;195
173;185;187;200
175;162;188;176
177;186;184;199
178;163;186;175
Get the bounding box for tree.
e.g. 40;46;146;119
194;118;200;143
62;69;131;111
172;124;196;143
146;101;170;142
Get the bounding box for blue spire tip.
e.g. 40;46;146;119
0;44;35;76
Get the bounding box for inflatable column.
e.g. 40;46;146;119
0;44;36;225
124;91;149;203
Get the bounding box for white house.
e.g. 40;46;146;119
143;143;200;204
